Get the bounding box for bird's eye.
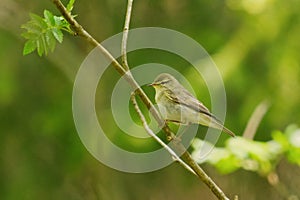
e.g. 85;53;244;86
160;80;170;85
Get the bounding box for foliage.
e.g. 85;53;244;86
1;0;298;199
21;0;75;56
192;124;300;175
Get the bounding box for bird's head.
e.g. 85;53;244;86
149;73;178;91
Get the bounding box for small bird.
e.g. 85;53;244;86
149;73;235;137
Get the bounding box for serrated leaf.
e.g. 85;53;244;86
23;40;37;55
21;22;43;33
44;10;55;26
36;38;43;56
41;35;48;55
21;32;38;40
52;28;63;43
56;16;74;34
53;16;63;27
45;31;56;52
21;10;72;56
29;13;48;29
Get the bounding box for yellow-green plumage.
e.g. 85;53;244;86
150;73;235;137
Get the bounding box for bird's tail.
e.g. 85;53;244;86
221;125;236;137
198;113;236;137
209;118;236;137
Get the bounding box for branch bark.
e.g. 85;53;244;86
51;0;231;199
121;0;133;71
130;92;196;175
51;0;166;132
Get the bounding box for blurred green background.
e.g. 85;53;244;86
1;0;300;199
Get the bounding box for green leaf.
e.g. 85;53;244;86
55;16;74;34
29;13;48;29
21;21;43;33
285;126;300;165
44;10;55;26
21;32;38;40
53;16;63;27
41;35;48;55
52;28;63;43
287;146;300;165
67;0;76;12
45;31;56;52
214;155;240;174
23;40;37;55
21;9;73;56
272;131;289;151
36;38;43;56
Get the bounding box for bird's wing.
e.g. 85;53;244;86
165;87;236;137
165;87;217;119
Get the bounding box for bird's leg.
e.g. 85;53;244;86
165;120;182;142
165;120;191;141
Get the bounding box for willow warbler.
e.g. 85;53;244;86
149;73;235;137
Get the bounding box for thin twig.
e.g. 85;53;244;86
121;0;133;71
51;0;166;133
179;149;230;200
243;100;270;139
51;1;231;199
51;0;126;76
130;92;196;175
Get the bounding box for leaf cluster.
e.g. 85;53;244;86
21;0;75;56
191;124;300;175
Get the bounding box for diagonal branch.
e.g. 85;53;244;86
51;0;171;138
121;0;133;71
51;0;126;76
130;92;196;175
51;1;231;199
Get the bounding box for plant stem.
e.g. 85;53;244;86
130;92;196;175
121;0;133;71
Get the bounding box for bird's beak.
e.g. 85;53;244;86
148;83;155;87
